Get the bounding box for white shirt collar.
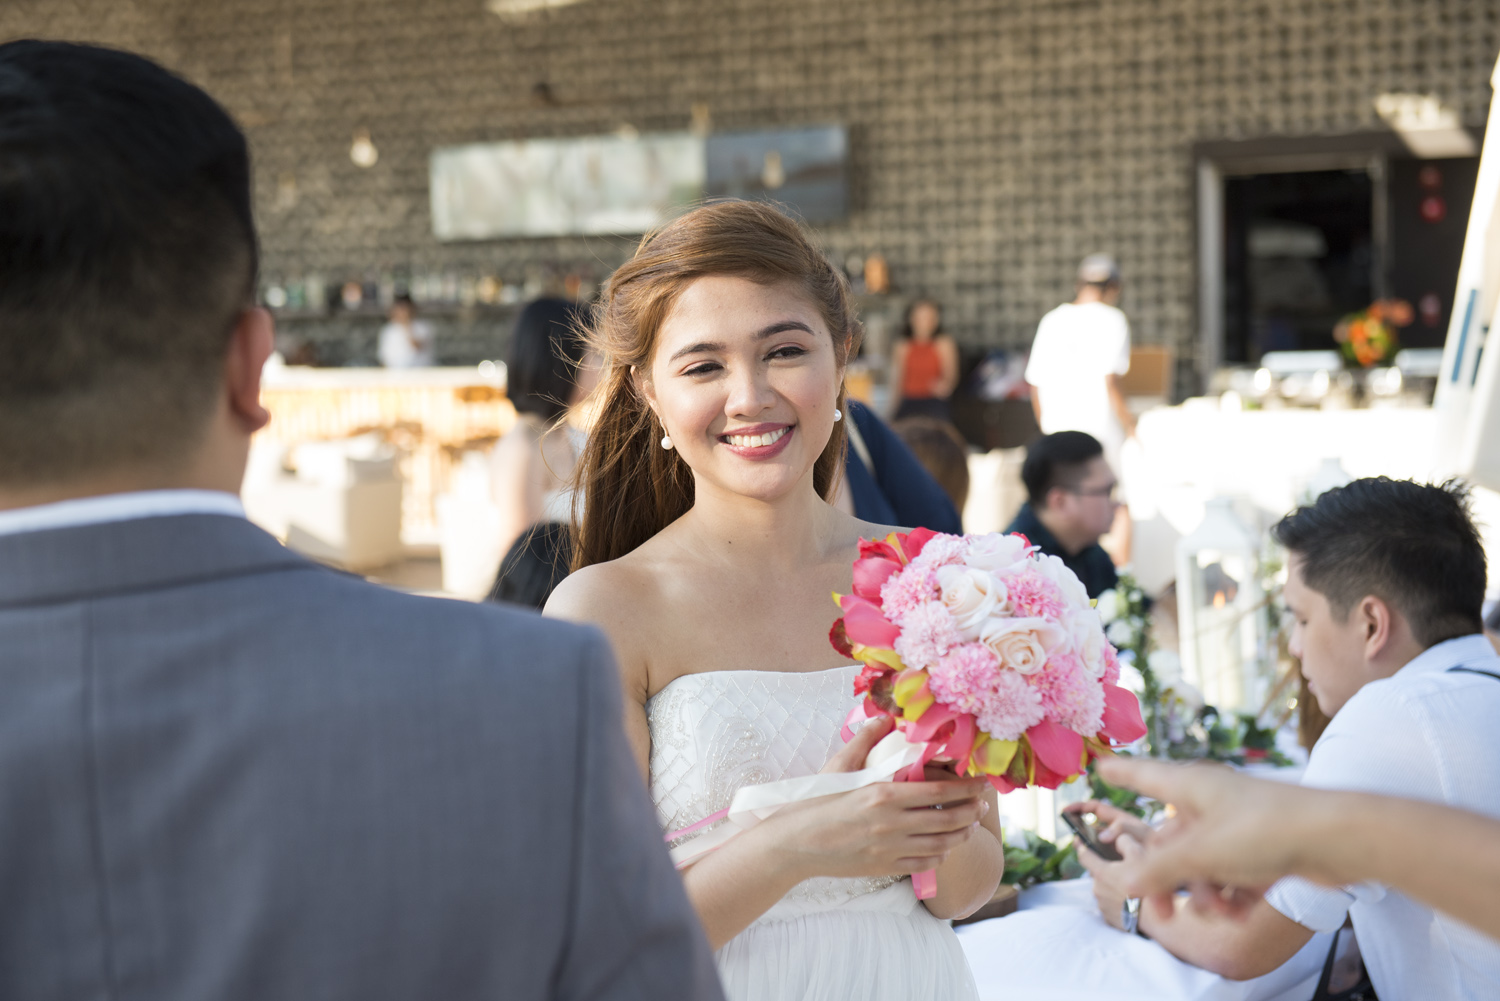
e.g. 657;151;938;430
1395;633;1498;677
0;489;245;538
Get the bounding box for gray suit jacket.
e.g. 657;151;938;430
0;514;722;1001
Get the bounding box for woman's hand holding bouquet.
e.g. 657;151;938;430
756;715;992;884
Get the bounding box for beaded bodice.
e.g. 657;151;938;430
646;666;906;920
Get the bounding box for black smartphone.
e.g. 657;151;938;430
1060;810;1123;862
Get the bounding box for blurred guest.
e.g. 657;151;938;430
835;400;963;534
1077;478;1500;997
891;415;970;514
0;40;719;1001
491;298;600;555
377;293;435;368
1006;431;1118;598
1092;756;1500;945
1026;254;1135;455
889;297;959;422
490;521;573;610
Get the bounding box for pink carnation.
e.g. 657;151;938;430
908;534;968;570
893;602;963;670
880;565;941;620
1101;643;1122;686
927;642;1004;718
974;668;1046;742
1028;651;1106;736
1005;568;1067;620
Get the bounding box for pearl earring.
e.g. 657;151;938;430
833;408;843;422
660;435;674;451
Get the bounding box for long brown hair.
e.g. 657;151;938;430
572;200;863;571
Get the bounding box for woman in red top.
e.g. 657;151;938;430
890;298;960;422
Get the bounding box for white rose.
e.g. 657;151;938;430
978;617;1064;675
965;533;1031;574
1094;589;1121;624
1073;614;1109;678
935;565;1005;638
1035;553;1091;609
1106;619;1136;648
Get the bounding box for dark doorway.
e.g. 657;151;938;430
1222;169;1374;365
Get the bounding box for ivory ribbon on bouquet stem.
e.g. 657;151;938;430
664;729;942;899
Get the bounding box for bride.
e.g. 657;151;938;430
545;200;1003;999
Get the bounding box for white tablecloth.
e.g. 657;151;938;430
958;879;1330;1001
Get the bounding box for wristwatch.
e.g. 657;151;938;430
1120;896;1143;935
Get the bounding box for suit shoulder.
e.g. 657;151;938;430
265;566;607;675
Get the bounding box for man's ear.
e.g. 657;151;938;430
225;307;273;435
1358;594;1396;659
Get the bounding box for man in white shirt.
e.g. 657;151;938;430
1025;253;1136;461
1079;477;1500;999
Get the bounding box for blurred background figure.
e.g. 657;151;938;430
892;415;971;515
1006;431;1119;598
1026;255;1134;561
378;293;435;368
834;400;963;535
489;521;573;610
889;297;960;422
489;298;599;565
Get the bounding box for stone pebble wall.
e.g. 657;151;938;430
3;0;1497;374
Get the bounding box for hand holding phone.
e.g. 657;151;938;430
1061;809;1123;862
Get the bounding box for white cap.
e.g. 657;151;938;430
1078;253;1121;285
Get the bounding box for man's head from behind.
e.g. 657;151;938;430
0;41;270;498
1021;431;1117;547
1074;253;1121;305
1273;477;1485;715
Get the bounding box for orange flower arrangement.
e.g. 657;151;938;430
1333;299;1412;368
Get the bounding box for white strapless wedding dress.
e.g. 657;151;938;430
647;665;980;1001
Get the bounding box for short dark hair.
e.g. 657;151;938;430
1272;477;1485;648
0;41;258;484
1021;431;1105;506
506;298;589;424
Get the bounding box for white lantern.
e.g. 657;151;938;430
1175;499;1266;714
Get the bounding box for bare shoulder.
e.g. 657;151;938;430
543;553;666;697
544;557;657;628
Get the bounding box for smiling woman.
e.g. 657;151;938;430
570;201;860;568
543;201;1001;1001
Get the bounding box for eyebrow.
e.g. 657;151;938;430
668;320;816;363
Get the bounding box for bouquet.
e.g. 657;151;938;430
662;528;1146;900
832;528;1146;794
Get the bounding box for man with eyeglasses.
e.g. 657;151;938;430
1004;431;1120;598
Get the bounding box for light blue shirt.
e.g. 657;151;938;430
1265;634;1500;999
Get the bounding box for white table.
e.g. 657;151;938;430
958;878;1330;1001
